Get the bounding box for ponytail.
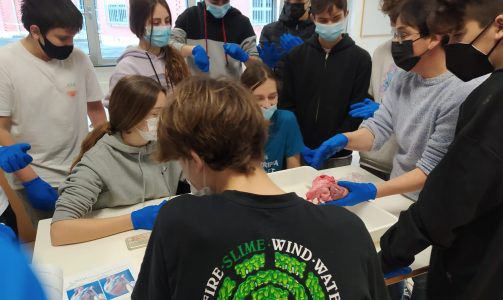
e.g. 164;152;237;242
163;45;190;90
70;122;112;172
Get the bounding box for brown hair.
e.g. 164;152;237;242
240;61;278;92
71;75;164;171
157;76;268;174
311;0;348;15
380;0;402;22
129;0;189;89
428;0;503;33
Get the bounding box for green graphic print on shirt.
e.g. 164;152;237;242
203;239;341;300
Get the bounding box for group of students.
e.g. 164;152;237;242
0;0;502;299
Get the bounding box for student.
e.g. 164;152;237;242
104;0;189;107
379;0;503;298
0;144;33;233
280;0;372;168
131;76;389;299
169;0;260;79
307;0;483;203
51;76;181;246
353;0;402;181
240;62;304;173
259;0;315;73
0;0;107;218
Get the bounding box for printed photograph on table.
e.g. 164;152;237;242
66;281;105;300
99;269;136;299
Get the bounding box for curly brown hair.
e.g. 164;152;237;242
428;0;503;33
380;0;403;22
157;76;269;174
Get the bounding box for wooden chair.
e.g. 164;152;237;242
0;170;36;242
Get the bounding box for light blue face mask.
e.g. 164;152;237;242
315;20;346;42
144;26;172;48
262;105;277;120
206;1;231;19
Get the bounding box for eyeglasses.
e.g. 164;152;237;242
393;30;422;44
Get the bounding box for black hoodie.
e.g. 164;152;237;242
279;34;371;156
379;70;503;299
259;8;315;81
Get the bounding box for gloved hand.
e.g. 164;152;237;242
192;45;210;72
280;33;304;53
257;42;286;69
0;223;17;243
131;200;167;230
310;134;349;169
22;177;58;211
0;143;33;173
223;43;249;62
324;181;377;206
384;267;412;280
301;146;316;166
349;98;380;119
0;225;47;300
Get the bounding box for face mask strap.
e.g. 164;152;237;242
487;37;502;57
469;22;493;45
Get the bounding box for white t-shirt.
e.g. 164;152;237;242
0;41;104;189
0;188;8;216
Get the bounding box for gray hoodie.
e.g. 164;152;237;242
104;46;168;107
52;133;182;223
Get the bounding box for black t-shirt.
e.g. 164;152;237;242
132;191;389;299
380;70;503;300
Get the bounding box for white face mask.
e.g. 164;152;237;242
184;160;213;196
137;117;158;142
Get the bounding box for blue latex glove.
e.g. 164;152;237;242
0;143;33;173
257;42;286;69
22;177;58;211
301;146;316;166
192;45;210;72
349;98;380;119
324;181;377;206
0;224;47;300
223;43;249;62
280;33;304;53
131;200;167;230
310;134;349;169
0;223;17;242
384;267;413;280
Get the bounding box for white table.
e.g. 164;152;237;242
32;166;430;287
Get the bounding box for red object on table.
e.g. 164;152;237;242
306;175;349;205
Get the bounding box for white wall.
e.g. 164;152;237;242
347;0;391;56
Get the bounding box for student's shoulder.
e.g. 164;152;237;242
275;109;298;123
0;42;22;64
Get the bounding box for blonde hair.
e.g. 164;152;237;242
157;76;268;174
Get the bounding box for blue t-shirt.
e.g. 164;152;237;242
262;110;304;173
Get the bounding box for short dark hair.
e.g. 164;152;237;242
397;0;432;37
21;0;83;34
428;0;503;33
311;0;348;15
380;0;403;22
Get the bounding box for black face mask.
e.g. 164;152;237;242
39;35;73;60
444;24;502;82
284;2;306;22
391;37;424;71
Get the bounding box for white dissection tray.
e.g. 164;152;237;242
268;166;398;242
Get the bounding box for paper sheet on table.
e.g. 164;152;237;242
64;263;137;300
